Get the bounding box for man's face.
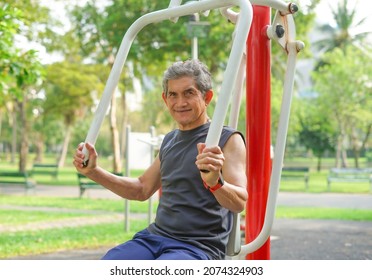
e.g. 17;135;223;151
163;76;212;130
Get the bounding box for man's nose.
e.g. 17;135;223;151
176;95;188;106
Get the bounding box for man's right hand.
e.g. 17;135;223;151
73;142;98;175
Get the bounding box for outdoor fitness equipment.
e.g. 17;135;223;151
81;0;304;259
220;1;305;259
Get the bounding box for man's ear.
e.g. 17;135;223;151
205;90;213;105
162;92;167;105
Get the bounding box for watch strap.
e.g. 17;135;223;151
203;176;224;192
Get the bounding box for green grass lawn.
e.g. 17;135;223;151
276;206;372;221
279;168;371;193
0;220;147;259
0;195;156;258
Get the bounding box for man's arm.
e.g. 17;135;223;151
196;133;247;213
73;142;161;201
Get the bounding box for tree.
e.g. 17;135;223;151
312;46;372;168
298;102;336;171
43;62;105;168
0;3;46;171
0;4;20;161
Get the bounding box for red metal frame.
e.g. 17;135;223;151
245;5;271;260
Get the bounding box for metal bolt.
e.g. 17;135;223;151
275;25;285;38
289;3;298;14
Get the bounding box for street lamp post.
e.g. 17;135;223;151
186;13;210;59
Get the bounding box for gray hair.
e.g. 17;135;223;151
162;59;212;96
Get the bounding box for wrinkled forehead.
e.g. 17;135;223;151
167;76;198;92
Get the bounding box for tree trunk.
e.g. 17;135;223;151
11;107;17;164
34;133;44;163
335;135;341;168
317;155;322;172
336;130;348;168
18;99;29;172
353;149;360;168
350;127;361;168
0;110;2;140
0;111;2;159
57;123;72;168
341;148;348;168
110;93;122;173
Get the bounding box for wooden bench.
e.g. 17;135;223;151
31;163;59;179
327;168;372;192
281;167;310;190
77;172;123;198
0;171;36;194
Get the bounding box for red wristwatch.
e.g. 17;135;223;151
203;176;224;192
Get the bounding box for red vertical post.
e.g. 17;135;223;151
245;5;271;260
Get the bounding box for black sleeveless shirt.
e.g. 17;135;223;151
147;122;242;259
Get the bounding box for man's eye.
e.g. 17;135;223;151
185;90;195;96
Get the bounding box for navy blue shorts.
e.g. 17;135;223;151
101;229;210;260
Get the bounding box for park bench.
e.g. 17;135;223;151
77;172;123;198
31;163;59;179
327;168;372;192
0;171;36;194
281;167;310;190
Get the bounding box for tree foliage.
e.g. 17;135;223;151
312;46;372;167
298;100;337;171
0;2;46;170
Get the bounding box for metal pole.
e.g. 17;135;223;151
191;13;199;59
246;5;271;260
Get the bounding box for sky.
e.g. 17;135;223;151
312;0;372;34
28;0;372;63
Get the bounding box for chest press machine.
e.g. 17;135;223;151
81;0;304;260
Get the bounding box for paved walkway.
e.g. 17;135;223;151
1;185;372;260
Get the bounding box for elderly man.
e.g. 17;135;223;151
73;59;247;260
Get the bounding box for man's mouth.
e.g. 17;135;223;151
175;109;191;113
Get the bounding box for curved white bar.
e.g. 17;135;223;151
205;2;252;147
82;0;252;162
220;7;239;24
250;0;294;14
238;41;300;256
228;55;245;129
